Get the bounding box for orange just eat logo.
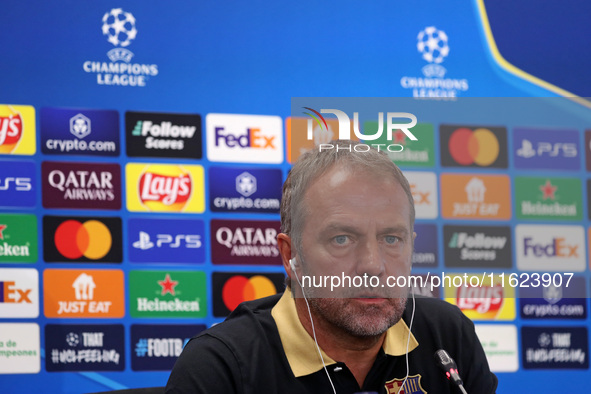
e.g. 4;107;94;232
126;163;205;213
440;173;511;220
0;105;36;155
43;269;124;318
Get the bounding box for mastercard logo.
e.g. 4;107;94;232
54;220;112;260
222;275;278;311
448;128;499;166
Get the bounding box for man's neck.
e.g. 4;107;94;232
294;298;385;388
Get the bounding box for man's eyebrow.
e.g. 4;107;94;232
321;223;410;236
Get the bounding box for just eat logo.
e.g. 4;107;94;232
206;114;284;164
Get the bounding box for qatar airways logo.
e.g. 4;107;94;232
303;108;417;152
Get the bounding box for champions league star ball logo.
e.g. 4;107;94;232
102;8;137;47
417;26;449;78
102;8;137;62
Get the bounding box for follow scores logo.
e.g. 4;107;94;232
440;125;508;168
126;163;205;213
0;105;36;155
43;216;122;263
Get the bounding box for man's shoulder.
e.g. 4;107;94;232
408;295;470;328
196;292;283;342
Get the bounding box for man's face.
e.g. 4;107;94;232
296;165;414;337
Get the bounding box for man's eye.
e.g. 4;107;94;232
384;236;400;244
334;235;349;245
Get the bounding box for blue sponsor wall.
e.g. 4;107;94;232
1;0;591;393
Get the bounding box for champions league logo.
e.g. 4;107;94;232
400;26;469;97
82;8;159;87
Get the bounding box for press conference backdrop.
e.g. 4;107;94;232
1;0;591;393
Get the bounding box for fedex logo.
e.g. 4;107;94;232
214;127;275;149
0;281;32;303
206;114;283;163
523;238;578;258
0;268;39;318
516;225;585;272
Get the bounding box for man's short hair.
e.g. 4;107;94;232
280;140;416;258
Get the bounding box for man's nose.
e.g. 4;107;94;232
355;238;385;277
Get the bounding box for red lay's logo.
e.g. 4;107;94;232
138;166;192;211
456;284;503;319
126;164;205;213
0;110;23;153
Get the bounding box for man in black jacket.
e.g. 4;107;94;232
166;140;497;394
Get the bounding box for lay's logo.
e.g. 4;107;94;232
0;105;36;155
444;274;515;321
126;163;204;213
456;284;504;319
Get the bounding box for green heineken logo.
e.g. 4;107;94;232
129;270;206;318
363;122;435;167
514;177;582;220
0;214;38;263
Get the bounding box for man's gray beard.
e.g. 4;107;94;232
306;295;408;337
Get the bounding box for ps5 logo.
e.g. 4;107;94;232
132;231;202;250
0;177;32;191
517;139;577;159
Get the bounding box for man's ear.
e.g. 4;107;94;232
277;233;294;278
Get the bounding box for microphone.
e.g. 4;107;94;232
434;349;468;394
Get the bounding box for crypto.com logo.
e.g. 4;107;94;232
302;107;417;152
